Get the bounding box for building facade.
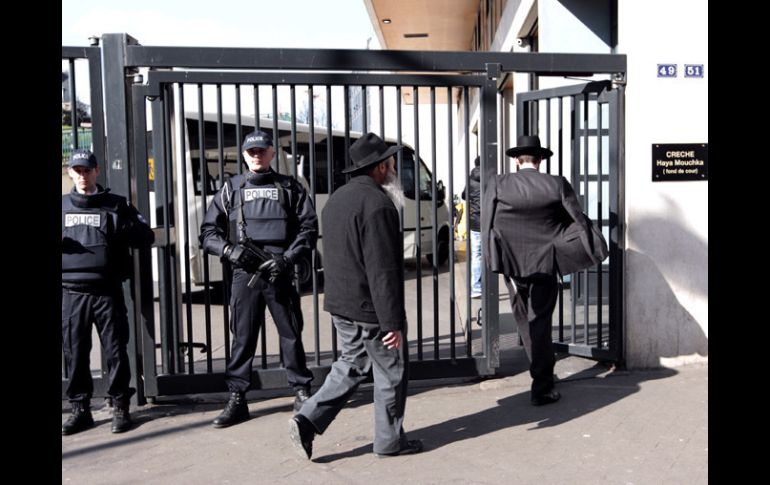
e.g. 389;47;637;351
364;0;708;368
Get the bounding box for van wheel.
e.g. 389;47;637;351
426;228;450;266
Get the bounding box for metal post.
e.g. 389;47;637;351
481;64;500;373
101;33;144;405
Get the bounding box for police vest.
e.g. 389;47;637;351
227;177;290;245
62;204;117;284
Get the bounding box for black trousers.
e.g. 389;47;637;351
62;287;132;404
225;270;313;393
504;274;558;397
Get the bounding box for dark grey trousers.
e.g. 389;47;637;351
298;314;409;454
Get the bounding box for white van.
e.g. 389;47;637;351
167;113;451;289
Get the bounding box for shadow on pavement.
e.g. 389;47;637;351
312;364;678;462
61;400;292;460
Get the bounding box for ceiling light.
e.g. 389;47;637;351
382;18;392;24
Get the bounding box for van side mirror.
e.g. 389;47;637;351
419;180;446;205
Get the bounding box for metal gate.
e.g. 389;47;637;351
62;34;626;403
517;80;625;362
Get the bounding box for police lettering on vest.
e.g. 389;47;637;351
65;213;102;227
227;179;290;244
243;187;279;202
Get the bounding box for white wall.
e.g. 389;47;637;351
618;0;708;367
538;0;613;91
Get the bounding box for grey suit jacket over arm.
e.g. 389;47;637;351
482;168;607;278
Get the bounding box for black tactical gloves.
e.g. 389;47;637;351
258;255;291;284
223;244;260;270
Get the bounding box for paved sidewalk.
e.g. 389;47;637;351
62;357;707;484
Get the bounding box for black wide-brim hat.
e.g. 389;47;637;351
505;135;553;159
342;132;400;174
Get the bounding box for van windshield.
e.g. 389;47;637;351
398;148;433;200
294;142;433;199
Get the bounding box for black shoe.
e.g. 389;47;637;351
375;439;424;458
531;390;561;406
62;401;94;436
293;387;311;412
111;406;133;433
213;392;249;428
288;415;314;460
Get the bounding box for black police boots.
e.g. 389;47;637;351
293;387;311;412
62;400;94;436
112;400;133;433
213;391;250;428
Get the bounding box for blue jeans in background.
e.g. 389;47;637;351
470;230;482;295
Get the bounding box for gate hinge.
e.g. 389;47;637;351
485;63;502;81
611;72;626;87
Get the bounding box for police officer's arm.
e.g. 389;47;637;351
199;183;232;257
362;206;406;333
282;182;318;264
119;201;155;248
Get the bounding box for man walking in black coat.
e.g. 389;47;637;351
483;135;606;406
288;133;422;459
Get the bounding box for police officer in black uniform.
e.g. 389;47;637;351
200;129;317;428
62;149;154;435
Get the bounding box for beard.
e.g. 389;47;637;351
382;169;405;211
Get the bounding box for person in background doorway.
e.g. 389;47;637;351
200;129;317;428
62;149;154;435
462;156;482;298
288;133;422;460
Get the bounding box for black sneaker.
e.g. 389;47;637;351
375;439;424;458
288;415;314;460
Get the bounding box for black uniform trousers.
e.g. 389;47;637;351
62;286;132;404
504;274;558;397
298;314;409;454
226;270;313;392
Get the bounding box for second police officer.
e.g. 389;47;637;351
62;149;155;435
200;129;317;428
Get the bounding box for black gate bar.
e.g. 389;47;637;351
127;47;625;75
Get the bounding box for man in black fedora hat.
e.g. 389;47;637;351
288;132;422;459
482;135;606;406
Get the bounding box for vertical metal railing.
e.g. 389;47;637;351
62;38;624;400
